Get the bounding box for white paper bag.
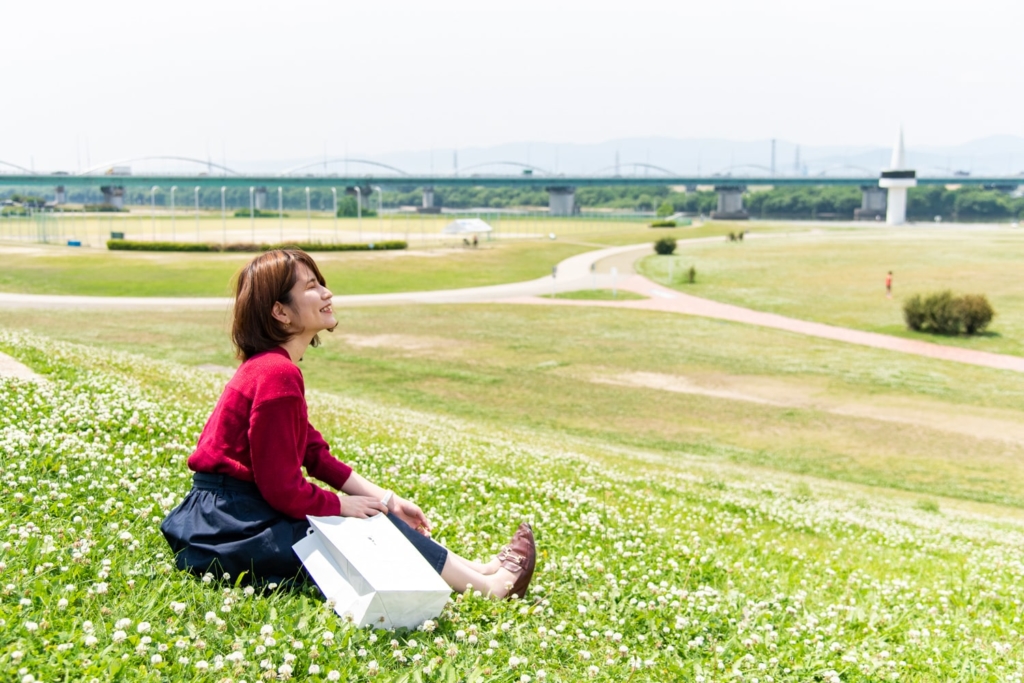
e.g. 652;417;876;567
293;514;451;630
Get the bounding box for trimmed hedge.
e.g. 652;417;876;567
650;220;677;228
232;209;290;218
106;239;407;253
903;290;995;335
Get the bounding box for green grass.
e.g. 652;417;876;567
5;330;1024;682
637;227;1024;356
542;289;647;301
7;302;1024;510
0;218;785;297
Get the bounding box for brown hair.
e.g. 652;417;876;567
231;249;331;360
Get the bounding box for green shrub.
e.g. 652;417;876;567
233;208;289;218
650;220;677;228
107;239;407;253
957;294;995;334
923;290;961;334
903;294;927;331
654;237;677;255
656;201;674;218
84;204;128;212
903;290;996;336
107;239;214;252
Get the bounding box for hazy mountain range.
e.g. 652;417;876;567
24;136;1022;179
220;135;1024;179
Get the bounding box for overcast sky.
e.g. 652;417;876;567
3;0;1022;171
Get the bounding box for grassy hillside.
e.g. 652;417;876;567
3;331;1024;682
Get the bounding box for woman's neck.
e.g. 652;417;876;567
279;335;313;364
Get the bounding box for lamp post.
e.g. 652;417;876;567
249;186;255;244
353;186;362;242
220;186;226;245
305;187;311;243
331;187;337;243
170;186;177;241
194;187;200;243
373;185;383;240
150;186;159;241
278;186;283;244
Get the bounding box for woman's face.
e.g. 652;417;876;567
282;263;336;336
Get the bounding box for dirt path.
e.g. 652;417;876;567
2;236;1022;373
0;351;42;382
497;272;1024;373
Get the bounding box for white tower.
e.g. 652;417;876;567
878;128;917;225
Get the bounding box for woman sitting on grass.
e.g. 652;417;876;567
161;249;536;598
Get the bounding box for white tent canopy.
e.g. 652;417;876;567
442;218;493;234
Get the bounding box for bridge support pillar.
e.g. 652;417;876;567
854;186;887;221
54;186;66;205
417;187;440;213
255;187;268;210
546;186;577;216
100;185;125;209
345;187;372;211
711;186;748;220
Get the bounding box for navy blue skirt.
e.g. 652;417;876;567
161;472;449;586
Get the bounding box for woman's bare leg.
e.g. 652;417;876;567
454;554;501;575
440;551;516;598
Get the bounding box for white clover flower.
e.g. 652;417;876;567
195;660;209;670
151;654;162;665
137;622;150;633
367;660;379;675
112;630;127;643
24;622;39;632
327;671;341;681
260;624;274;636
309;664;321;675
57;598;69;609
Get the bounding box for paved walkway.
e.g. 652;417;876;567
1;235;1022;373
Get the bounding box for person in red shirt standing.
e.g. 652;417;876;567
885;271;893;298
161;249;535;599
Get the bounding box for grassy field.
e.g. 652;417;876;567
4;328;1024;682
638;227;1024;356
0;219;760;297
6;302;1024;510
5;221;1024;680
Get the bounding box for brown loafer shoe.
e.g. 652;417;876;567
498;523;536;600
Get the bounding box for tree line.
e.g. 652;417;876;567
2;184;1021;220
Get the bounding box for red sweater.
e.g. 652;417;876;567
187;347;352;518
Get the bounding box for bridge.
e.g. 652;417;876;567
2;168;1020;221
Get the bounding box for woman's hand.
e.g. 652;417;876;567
337;494;389;519
393;496;432;536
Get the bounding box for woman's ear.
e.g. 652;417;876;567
271;301;291;327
